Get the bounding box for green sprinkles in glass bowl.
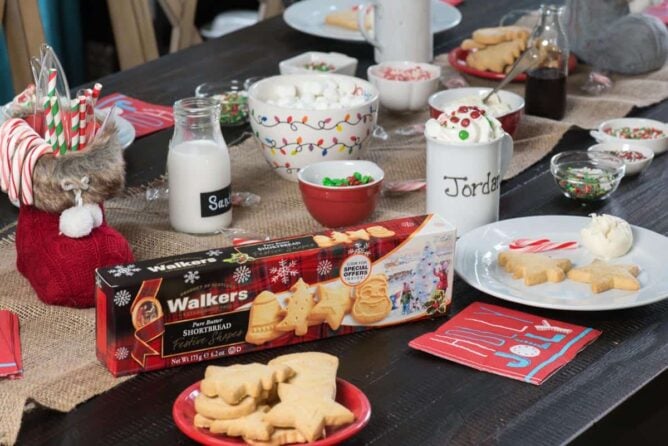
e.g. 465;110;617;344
550;151;625;202
322;172;374;187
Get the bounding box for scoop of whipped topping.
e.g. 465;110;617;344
447;93;512;117
580;213;633;259
425;105;504;143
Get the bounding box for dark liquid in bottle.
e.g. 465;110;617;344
525;67;567;120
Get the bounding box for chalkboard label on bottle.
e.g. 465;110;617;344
200;185;232;218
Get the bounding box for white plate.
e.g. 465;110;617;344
455;216;668;311
113;114;135;150
283;0;462;42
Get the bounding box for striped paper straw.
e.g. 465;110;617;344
79;95;87;150
47;69;57;97
50;96;67;155
42;97;55;149
91;83;102;106
70;98;80;151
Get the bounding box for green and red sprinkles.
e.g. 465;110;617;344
213;91;249;126
557;167;615;200
322;172;374;187
604;126;664;140
304;61;336;72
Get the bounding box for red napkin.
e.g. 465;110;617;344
96;93;174;138
442;0;463;6
0;310;23;379
646;1;668;24
410;302;600;385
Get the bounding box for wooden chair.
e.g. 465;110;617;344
1;0;46;93
258;0;284;20
107;0;202;71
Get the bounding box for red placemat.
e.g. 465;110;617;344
0;310;22;379
646;1;668;24
409;302;601;385
96;93;174;138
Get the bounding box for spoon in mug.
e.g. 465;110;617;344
482;46;541;104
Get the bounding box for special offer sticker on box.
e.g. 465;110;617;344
409;302;601;385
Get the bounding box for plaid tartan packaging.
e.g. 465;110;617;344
95;214;456;376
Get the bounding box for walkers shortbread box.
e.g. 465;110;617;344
95;214;456;376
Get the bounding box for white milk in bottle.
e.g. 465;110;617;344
168;97;232;233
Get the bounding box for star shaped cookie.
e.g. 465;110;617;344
567;259;640;293
309;285;352;330
498;251;572;286
210;405;273;441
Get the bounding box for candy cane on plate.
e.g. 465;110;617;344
509;238;578;253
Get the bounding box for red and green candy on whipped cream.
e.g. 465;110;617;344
425;105;504;143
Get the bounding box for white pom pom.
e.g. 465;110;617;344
59;206;95;238
84;203;103;228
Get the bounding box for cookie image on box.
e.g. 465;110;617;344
246;291;286;345
352;274;392;323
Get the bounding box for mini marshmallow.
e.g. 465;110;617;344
266;78;368;110
275;85;296;99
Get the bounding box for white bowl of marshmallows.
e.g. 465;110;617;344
247;74;379;181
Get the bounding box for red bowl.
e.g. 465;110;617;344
298;160;384;228
173;377;372;445
428;88;524;137
447;46;577;82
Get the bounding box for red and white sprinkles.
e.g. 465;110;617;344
0;118;54;205
380;66;434;81
508;238;578;253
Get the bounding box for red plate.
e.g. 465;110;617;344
173;378;371;445
447;47;577;82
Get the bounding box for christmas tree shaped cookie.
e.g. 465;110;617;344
567;259;640;293
276;278;315;336
498;251;572;286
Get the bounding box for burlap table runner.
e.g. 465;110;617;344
2;62;668;445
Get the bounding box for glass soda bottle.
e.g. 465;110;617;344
524;5;569;120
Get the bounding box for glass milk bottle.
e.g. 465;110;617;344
168;97;232;233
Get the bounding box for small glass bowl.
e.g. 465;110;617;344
195;80;249;127
550;151;625;202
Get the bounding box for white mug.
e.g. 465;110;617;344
358;0;432;63
425;133;514;235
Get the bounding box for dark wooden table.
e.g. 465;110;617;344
7;1;668;444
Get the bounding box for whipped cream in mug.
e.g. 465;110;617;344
447;93;513;117
425;105;505;143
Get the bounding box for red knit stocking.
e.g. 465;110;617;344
16;205;134;308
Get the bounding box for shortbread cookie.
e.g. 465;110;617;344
265;387;355;442
330;231;351;244
461;38;487;50
194;393;257;420
466;39;526;73
309;285;352;331
269;352;339;399
472;26;530;45
352;274;391;323
324;9;372;31
246;291;285;345
245;428;309;446
567;260;640;293
346;229;370;241
313;235;334;248
366;225;395;238
275;279;315;336
210;405;273;440
194;413;213;429
498;251;572;286
201;363;295;403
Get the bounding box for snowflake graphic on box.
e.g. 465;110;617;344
270;259;299;284
207;249;223;257
184;270;200;284
348;241;370;257
108;264;141;277
233;265;252;284
317;259;333;277
115;346;129;360
114;290;132;307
